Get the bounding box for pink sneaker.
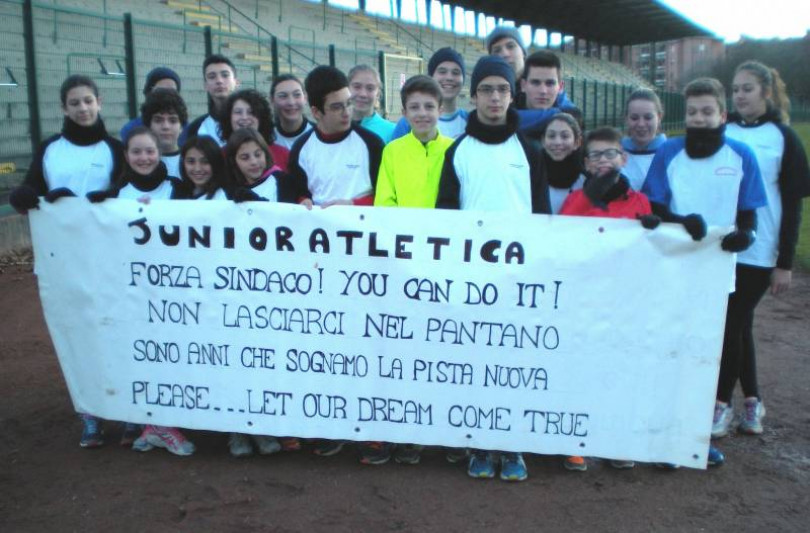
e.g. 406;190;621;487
144;425;195;456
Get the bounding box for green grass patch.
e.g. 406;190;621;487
792;122;810;271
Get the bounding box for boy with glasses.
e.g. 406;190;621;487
288;65;384;208
436;56;550;481
559;127;654;222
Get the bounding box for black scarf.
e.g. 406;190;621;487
276;118;310;138
62;116;108;146
465;108;520;145
685;124;725;158
544;149;583;189
583;170;631;209
124;162;169;192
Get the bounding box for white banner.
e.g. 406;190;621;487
29;199;734;468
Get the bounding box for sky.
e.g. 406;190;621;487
323;0;810;44
661;0;810;42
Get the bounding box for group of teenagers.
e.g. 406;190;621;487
10;25;810;481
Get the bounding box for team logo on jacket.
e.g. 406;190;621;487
715;166;738;176
508;163;525;169
346;164;360;169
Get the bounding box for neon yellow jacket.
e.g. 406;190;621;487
374;131;455;208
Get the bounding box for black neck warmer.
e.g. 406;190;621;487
685;124;725;158
602;173;631;203
466;108;520;145
276;119;309;138
544;149;583;189
125;162;169;192
62;116;108;146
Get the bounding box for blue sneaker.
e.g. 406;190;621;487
708;446;725;467
120;423;141;447
467;451;496;479
79;414;103;448
500;452;528;481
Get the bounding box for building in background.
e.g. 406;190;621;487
626;37;724;91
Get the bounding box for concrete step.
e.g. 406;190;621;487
182;10;220;22
237;53;273;64
189;20;240;33
163;0;211;12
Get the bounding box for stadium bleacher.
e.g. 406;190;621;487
1;0;655;180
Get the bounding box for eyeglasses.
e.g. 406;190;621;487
327;100;354;113
476;85;511;96
585;148;623;161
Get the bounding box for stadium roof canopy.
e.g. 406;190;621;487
444;0;716;45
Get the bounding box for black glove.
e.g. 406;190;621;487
721;230;755;252
583;169;620;210
86;189;115;203
9;185;40;214
681;213;707;241
44;187;76;203
637;214;661;229
232;187;263;203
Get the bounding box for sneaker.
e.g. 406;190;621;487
394;444;423;465
711;402;735;438
79;414;103;448
132;425;156;452
445;447;469;464
279;437;301;451
738;398;765;435
359;442;393;465
120;423;141;447
313;440;345;457
251;435;281;455
564;456;587;472
144;426;195;456
229;433;254;458
467;451;496;479
708;445;725;467
609;459;635;469
500;452;528;481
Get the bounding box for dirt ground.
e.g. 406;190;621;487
1;253;809;532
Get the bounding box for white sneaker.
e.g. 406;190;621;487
711;402;735;438
251;435;282;455
738;399;765;435
228;433;254;457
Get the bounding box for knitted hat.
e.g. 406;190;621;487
486;26;527;56
427;47;465;78
143;67;181;96
470;55;515;96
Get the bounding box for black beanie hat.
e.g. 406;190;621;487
428;47;465;78
143;67;181;96
470;55;515;96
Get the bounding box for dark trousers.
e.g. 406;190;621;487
716;264;772;403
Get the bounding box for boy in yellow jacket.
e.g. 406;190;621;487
375;75;454;208
364;76;453;465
